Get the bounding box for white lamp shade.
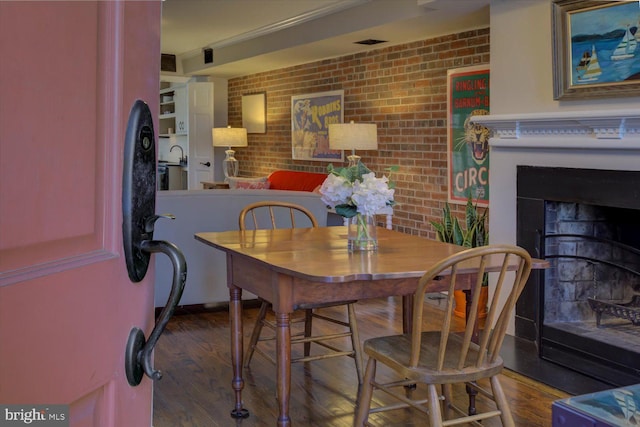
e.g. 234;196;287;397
212;127;248;148
328;121;378;151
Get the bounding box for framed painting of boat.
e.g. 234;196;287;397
552;0;640;100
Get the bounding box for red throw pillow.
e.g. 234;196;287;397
268;170;327;192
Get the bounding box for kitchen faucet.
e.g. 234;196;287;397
170;145;186;165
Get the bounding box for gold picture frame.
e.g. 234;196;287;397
552;0;640;100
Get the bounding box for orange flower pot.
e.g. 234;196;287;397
453;287;488;319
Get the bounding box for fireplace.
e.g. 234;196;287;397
471;109;640;390
517;166;640;386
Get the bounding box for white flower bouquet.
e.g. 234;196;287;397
319;162;396;250
319;162;396;218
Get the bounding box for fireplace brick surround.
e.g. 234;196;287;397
472;110;640;391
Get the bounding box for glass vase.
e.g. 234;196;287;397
348;214;378;252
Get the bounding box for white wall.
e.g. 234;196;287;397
153;189;328;307
209;76;230;182
490;0;640;115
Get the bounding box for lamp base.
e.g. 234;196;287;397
223;149;239;182
346;154;361;168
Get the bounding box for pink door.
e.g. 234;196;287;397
0;1;161;425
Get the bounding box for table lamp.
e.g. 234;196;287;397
328;120;378;167
212;126;248;181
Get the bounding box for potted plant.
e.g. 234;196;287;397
430;197;489;318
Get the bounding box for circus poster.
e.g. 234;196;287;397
447;65;490;206
291;90;344;161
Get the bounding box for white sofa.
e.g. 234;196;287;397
153;189;330;308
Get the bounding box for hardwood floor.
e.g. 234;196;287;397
153;296;569;426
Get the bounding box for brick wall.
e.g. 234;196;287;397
227;28;489;237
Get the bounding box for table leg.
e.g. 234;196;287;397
229;287;249;419
275;311;292;427
401;295;418;391
402;295;413;334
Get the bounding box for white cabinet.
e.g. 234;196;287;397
173;85;188;134
158;88;177;136
158;81;214;189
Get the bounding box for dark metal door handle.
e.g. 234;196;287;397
122;100;188;386
200;161;211;167
125;236;186;385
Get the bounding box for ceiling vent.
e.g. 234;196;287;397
354;39;387;46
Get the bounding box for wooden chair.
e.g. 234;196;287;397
354;244;533;426
239;201;363;383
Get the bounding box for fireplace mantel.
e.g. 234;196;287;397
471;109;640;146
471;108;640;336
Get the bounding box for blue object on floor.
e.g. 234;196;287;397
552;383;640;426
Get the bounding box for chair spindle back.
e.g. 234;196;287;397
238;201;318;230
410;245;532;371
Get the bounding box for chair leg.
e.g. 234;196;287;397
347;303;364;384
354;357;376;427
441;383;453;421
303;309;313;357
466;382;478;415
490;375;515;427
427;384;443;427
244;301;269;368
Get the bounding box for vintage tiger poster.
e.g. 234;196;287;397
447;65;490;206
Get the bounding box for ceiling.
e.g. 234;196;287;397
160;0;490;79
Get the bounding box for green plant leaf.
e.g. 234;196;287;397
384;165;399;189
442;204;453;242
452;218;465;246
465;197;477;231
335;204;357;218
479;209;489;245
429;221;445;242
429;198;490;283
464;221;478;248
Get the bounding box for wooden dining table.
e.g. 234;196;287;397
194;226;548;427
